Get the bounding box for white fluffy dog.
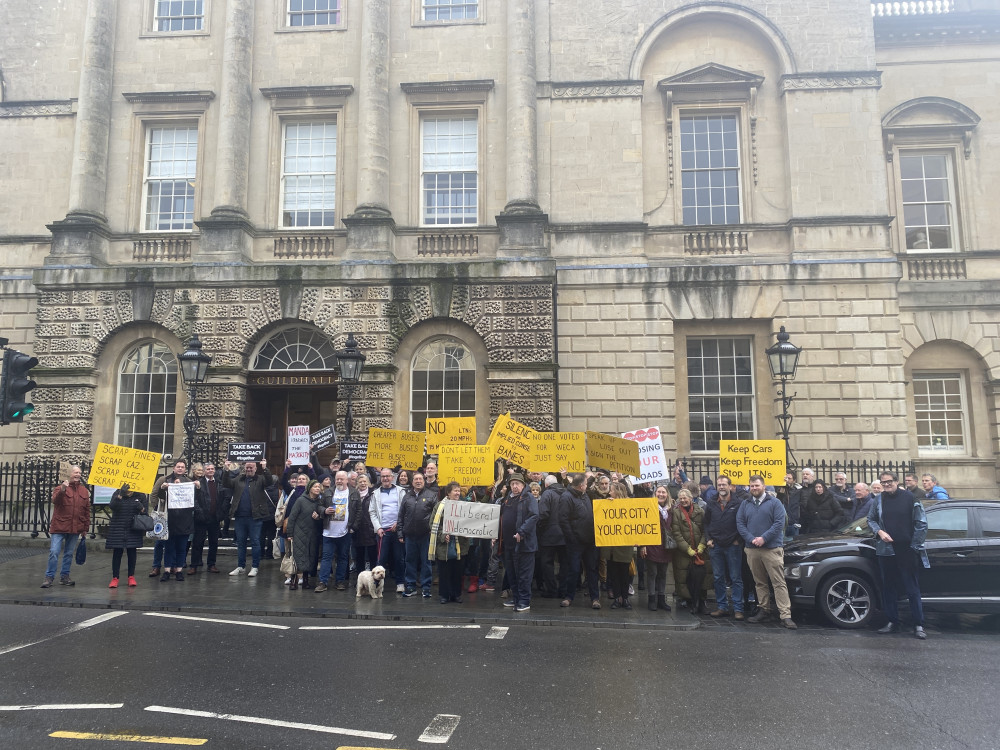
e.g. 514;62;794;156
356;565;386;599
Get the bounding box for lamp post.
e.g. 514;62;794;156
765;325;802;469
335;332;366;442
178;334;212;466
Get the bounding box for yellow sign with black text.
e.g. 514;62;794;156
88;443;163;495
530;431;587;473
366;429;426;470
585;431;641;476
438;444;494;486
487;413;535;467
718;440;786;484
592;497;661;547
425;417;477;453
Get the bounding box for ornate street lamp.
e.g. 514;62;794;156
766;326;802;468
178;334;212;466
335;332;366;441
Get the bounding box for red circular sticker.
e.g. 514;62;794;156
623;432;635;440
648;427;660;441
634;429;648;441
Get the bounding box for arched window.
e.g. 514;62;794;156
410;338;476;431
116;342;178;454
252;327;338;370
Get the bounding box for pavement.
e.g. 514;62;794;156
0;537;702;630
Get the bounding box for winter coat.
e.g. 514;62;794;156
222;468;276;522
398;487;439;539
537;486;571;547
286;494;323;573
500;486;539;554
775;483;802;526
50;481;90;535
198;477;231;525
353;490;377;547
641;502;674;564
104;491;148;550
803;491;846;534
671;503;708;600
563;487;595;546
318;487;362;538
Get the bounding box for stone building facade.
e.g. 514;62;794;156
1;1;999;496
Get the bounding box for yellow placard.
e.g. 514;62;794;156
88;442;163;496
425;416;477;453
438;444;494;486
365;428;426;470
718;440;787;484
530;431;587;473
487;413;534;467
585;431;640;476
592;497;661;547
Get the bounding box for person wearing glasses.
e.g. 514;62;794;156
867;472;929;640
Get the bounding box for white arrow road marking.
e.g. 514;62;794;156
144;706;396;741
485;627;508;640
143;612;289;629
0;611;130;656
0;704;124;711
300;624;480;630
418;714;461;744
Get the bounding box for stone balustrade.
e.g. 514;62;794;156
273;234;338;260
683;229;749;255
906;255;967;280
417;233;480;257
872;1;952;16
132;236;193;262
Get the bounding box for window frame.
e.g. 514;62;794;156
418;112;480;228
678;111;743;227
279;0;346;32
684;335;758;452
278;118;339;230
408;336;478;432
894;148;963;254
412;0;484;26
911;371;970;457
114;340;180;456
140;122;201;233
142;0;210;36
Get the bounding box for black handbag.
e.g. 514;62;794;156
75;538;87;565
132;514;155;533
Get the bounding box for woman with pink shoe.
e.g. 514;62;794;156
106;484;148;588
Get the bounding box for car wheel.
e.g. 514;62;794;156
818;573;876;629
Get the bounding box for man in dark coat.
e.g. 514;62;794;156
222;459;275;577
398;471;439;597
189;461;231;574
537;475;571;599
500;474;539;613
562;473;600;609
155;459;201;582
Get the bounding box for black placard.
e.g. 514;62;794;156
340;441;368;462
227;442;266;463
311;424;338;451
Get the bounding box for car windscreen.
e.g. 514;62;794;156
836;516;873;538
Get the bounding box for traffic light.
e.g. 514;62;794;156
0;348;39;425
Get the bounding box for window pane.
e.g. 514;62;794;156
144;127;198;231
680;114;740;226
421;115;478;225
287;0;341;27
422;1;479;22
900;152;958;251
282;121;337;227
116;342;178;455
410;337;476;431
913;373;967;453
687;337;755;451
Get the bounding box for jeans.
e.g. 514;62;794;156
190;522;220;568
879;552;924;627
45;533;81;579
152;539;166;569
404;533;432;592
353;544;377;577
164;534;189;569
709;543;744;613
565;543;600;603
376;529;406;584
320;534;352;584
233;516;263;569
502;544;535;607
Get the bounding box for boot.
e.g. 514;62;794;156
657;594;671;612
302;573;313;590
647;595;657;611
289;576;298;591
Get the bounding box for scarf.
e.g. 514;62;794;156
428;499;461;561
680;505;704;565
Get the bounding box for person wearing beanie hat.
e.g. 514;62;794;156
699;476;718;504
499;473;538;613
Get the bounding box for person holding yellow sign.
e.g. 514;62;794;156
601;482;637;610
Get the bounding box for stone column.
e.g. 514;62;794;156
47;0;117;266
196;0;256;262
497;0;547;256
343;0;395;260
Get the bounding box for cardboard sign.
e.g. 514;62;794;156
592;497;661;547
487;413;534;467
340;441;368;463
88;442;163;495
59;461;73;482
425;417;476;453
366;429;426;470
440;499;501;539
287;425;311;464
531;431;586;473
621;426;668;483
438;444;494;486
585;431;641;476
167;482;195;509
228;442;265;463
310;424;338;452
719;440;786;484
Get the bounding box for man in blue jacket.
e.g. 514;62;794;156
500;474;539;613
920;474;949;501
737;474;797;629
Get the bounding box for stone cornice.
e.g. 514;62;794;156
259;84;354;99
0;100;74;117
122;90;215;104
543;81;643;99
780;72;882;93
400;79;495;95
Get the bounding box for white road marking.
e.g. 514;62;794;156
0;703;124;711
144;705;396;740
418;714;461;744
485;627;508;640
142;612;289;630
299;624;480;631
0;611;130;656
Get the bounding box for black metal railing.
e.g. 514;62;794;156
669;457;917;487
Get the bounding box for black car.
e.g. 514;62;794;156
783;500;1000;629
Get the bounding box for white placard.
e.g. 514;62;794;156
621;426;668;484
440;499;501;539
287;424;311;464
167;482;195;509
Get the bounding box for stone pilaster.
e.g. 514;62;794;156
47;0;117;266
497;0;547;256
345;0;395;260
197;0;255;262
